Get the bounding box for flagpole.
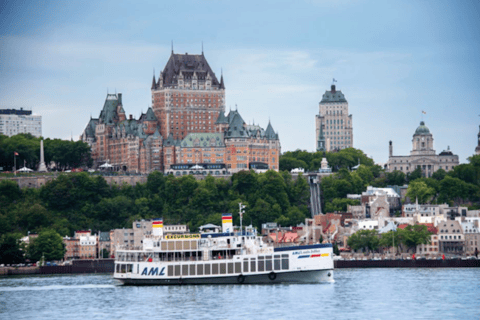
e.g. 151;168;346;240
14;153;16;176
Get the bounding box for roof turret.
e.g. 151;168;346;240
414;121;431;135
215;111;228;124
265;121;277;140
144;107;157;121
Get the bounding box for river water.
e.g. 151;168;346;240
1;268;479;320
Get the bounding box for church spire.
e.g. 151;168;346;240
151;69;156;90
219;69;225;89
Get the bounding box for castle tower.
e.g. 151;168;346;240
316;84;353;151
151;51;225;140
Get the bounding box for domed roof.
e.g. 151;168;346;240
414;121;430;135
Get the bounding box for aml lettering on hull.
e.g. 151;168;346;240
141;267;166;276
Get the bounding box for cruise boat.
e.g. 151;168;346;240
113;208;334;285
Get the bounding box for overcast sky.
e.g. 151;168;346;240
1;0;479;164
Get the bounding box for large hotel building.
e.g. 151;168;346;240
81;51;280;174
315;84;353;151
0;108;42;137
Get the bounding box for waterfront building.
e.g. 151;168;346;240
63;237;80;260
438;220;465;254
416;223;439;255
459;220;479;256
315;84;353;151
98;231;111;258
0;108;42;137
81;51;280;174
386;121;459;177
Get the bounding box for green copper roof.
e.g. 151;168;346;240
144;107;157;121
215;111;228;124
320;85;347;104
265;121;277;140
225;113;248;138
99;94;120;124
181;133;225;147
414;121;431;135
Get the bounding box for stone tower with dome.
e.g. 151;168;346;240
386;121;459;177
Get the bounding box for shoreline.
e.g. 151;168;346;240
2;258;479;277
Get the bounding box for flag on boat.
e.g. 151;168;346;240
222;213;233;233
222;213;232;223
152;218;163;228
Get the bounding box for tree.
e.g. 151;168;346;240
407;167;422;182
386;170;406;186
0;233;25;264
27;229;65;262
406;180;435;203
347;229;379;253
399;225;432;253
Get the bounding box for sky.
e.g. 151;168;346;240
1;0;479;164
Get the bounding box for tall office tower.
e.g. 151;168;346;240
0;108;42;137
315;84;353;151
151;50;225;141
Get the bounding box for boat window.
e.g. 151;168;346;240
174;265;181;276
227;263;234;274
189;265;196;276
168;265;174;276
282;257;289;270
168;242;175;251
205;264;211;275
191;241;198;250
274;259;281;271
161;242;167;250
243;259;249;273
176;241;183;251
258;259;265;272
220;263;227;274
250;259;256;272
212;263;219;275
137;264;139;274
274;255;280;259
235;262;241;273
184;241;191;250
182;265;188;276
266;259;272;271
197;264;204;276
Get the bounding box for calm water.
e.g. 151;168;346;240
1;268;479;320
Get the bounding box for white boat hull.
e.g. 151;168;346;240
115;269;334;285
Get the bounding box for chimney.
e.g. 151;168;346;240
129;114;133;120
331;85;336;93
118;93;122;105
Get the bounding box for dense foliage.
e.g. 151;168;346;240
0;170;311;238
280;148;376;172
404;155;480;207
348;225;432;253
0;133;92;171
281;150;480;210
